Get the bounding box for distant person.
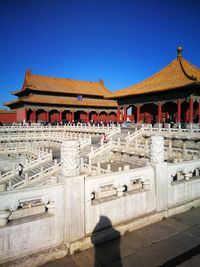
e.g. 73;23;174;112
18;164;24;176
101;133;108;143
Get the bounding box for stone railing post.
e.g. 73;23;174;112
150;135;169;212
25;173;29;183
8;181;13;190
90;147;94;154
189;123;193;133
135;139;138;149
145;138;148;152
97;162;101;175
40;166;44;175
117;137;120;147
80;158;84;170
125;140;129;148
168;140;172;157
89;134;92;144
107;164;111;172
49;149;53;158
58;140;85;249
101;139;104;147
182;142;186;159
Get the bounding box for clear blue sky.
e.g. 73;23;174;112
0;0;200;109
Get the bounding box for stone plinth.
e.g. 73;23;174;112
61;140;80;177
150;136;164;163
0;183;6;192
0;210;11;226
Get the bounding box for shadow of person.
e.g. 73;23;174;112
91;216;122;267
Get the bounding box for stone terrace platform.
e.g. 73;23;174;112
42;206;200;267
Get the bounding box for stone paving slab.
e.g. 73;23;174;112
119;230;152;257
185;224;200;239
42;207;200;267
135;232;200;266
41;256;77;267
71;251;94;267
160;216;189;232
132;220;178;243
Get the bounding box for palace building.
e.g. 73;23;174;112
2;47;200;124
109;47;200;124
4;71;117;124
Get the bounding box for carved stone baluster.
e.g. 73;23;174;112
0;210;11;226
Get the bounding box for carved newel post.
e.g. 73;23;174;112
150;135;164;164
150;135;168;212
60;140;85;249
61;140;80;177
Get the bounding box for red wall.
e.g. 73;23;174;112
90;113;98;122
99;113;108;122
16;108;27;122
109;113;117;122
80;113;87;121
0;111;16;124
65;112;72;122
50;112;60;123
37;110;46;121
29;111;34;122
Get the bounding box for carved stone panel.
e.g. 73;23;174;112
150;136;164;163
61;140;80;177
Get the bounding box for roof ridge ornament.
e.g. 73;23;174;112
25;69;32;77
177;46;197;82
177;46;183;58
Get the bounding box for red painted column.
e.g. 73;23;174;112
71;111;74;123
131;105;135;122
24;108;27;122
198;100;200;123
137;104;140;123
86;112;89;123
123;106;127;122
177;99;181;123
33;110;36;122
46;111;49;123
157;101;162;123
59;111;62;123
189;98;193;123
105;113;108;123
117;106;120;123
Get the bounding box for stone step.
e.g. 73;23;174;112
12;175;24;185
12;177;21;183
42;162;54;168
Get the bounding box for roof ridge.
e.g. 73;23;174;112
30;73;101;85
108;54;200;99
178;56;198;82
112;58;178;94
